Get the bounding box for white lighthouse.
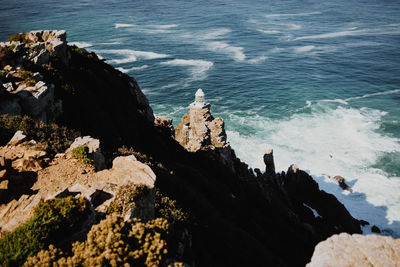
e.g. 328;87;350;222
191;88;208;108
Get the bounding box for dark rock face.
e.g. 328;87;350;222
0;30;366;267
282;165;361;235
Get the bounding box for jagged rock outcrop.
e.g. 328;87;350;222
0;30;69;122
307;233;400;266
0;31;374;267
174;89;253;178
281;164;361;234
0;133;157;232
263;148;275;176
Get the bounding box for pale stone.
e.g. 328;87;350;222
307;233;400;267
96;155;156;188
67;136;106;170
67;136;101;153
7;130;26;146
3;82;14;92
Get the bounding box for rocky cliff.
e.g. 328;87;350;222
0;30;377;266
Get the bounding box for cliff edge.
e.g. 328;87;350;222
0;30;374;267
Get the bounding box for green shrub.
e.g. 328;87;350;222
155;190;189;223
18;70;33;80
25;215;169;266
24;79;36;87
0;114;80;155
7;33;29;44
0;196;89;266
71;145;93;165
106;183;150;215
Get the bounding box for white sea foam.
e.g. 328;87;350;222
115;23;135;28
295;45;315;53
69;41;92;48
294;27;400;41
205;41;246;61
117;65;149;73
265;12;321;18
247;55;268;64
225;103;400;236
257;29;281;34
152;24;179;29
345;89;400;101
115;23;178;33
160;59;213;82
97;49;169;64
98;41;122;45
319;98;349;105
201;28;232;39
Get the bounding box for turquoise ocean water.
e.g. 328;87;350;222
1;0;400;236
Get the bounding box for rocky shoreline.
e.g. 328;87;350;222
0;30;398;266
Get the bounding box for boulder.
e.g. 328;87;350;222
67;136;106;171
17;82;55;122
68;136;100;153
7;131;26;146
307;233;400;267
96;155;156;188
3;82;14;92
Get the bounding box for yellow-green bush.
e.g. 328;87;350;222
71;145;93;165
7;33;29;44
0;114;80;154
106;183;150;215
0;196;89;266
25;215;169;267
155;190;189;223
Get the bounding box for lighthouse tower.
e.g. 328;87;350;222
191;88;208;108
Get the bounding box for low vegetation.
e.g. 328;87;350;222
0;114;80;154
71;145;94;165
7;33;29;44
107;183;150;215
155;190;189;224
0;196;89;266
25;215;169;266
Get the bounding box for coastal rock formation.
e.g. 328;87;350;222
175;89;229;152
0;31;66;122
175;89;253;177
282;165;361;234
307;233;400;266
0;133;157;232
0;30;373;266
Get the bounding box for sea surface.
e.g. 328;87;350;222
1;0;400;236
